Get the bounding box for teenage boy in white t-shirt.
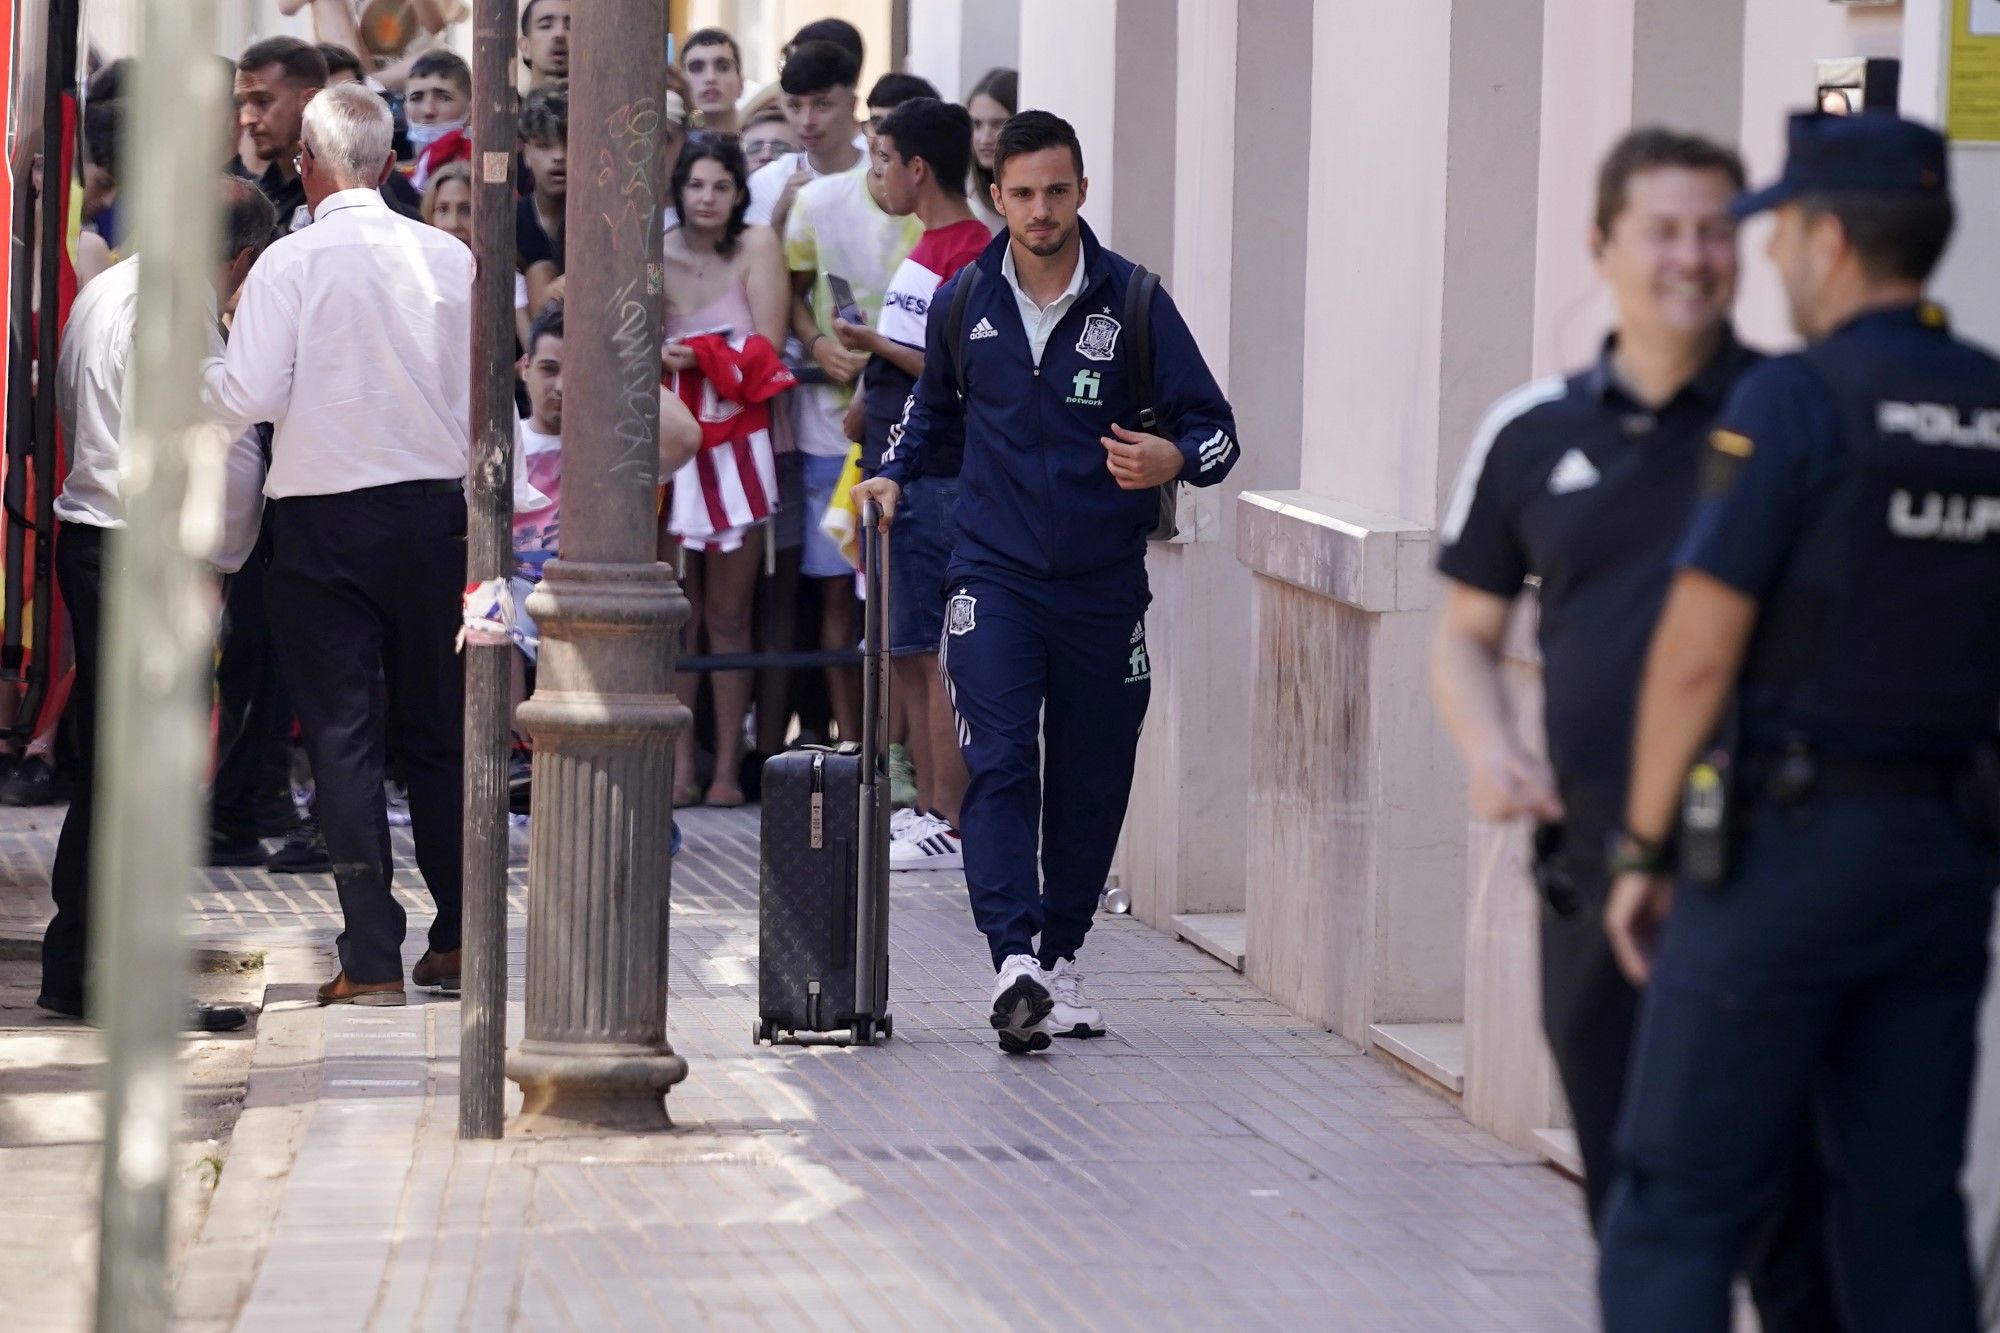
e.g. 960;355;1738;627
775;43;921;745
744;40;865;235
835;96;988;869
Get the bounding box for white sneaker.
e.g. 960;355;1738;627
989;954;1052;1054
1045;958;1105;1039
890;813;963;871
890;807;923;838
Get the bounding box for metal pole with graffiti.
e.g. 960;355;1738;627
458;0;518;1142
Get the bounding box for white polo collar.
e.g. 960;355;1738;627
1001;239;1086;313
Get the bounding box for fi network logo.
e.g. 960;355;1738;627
1068;368;1102;405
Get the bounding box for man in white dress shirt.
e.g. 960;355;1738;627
204;83;473;1007
38;178;276;1029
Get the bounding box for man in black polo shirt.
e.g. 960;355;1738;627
1430;128;1838;1328
230;36;421;233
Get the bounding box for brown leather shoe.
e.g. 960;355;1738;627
316;971;407;1007
411;948;461;994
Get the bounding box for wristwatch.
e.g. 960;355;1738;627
1605;829;1675;877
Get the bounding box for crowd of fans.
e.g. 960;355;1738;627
20;6;1020;878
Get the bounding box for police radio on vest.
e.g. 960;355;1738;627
1878;400;2000;449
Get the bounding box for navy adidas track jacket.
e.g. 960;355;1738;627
877;220;1239;581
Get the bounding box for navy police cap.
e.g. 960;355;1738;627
1731;110;1949;219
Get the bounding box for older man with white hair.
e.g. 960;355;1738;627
204;82;473;1006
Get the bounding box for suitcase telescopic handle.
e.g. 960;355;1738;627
858;501;889;780
853;500;890;1034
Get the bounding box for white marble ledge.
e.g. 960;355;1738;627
1532;1127;1584;1182
1236;490;1433;614
1367;1022;1466;1095
1172;912;1246;972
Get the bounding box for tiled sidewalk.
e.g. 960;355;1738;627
1;805;1597;1331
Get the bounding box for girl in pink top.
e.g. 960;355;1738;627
661;135;789;807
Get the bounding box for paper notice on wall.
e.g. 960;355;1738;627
1950;0;2000;141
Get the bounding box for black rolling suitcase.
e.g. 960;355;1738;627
755;502;892;1045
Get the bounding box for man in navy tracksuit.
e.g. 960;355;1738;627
854;111;1239;1053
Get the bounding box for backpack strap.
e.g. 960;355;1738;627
1122;265;1177;540
947;264;983;400
1123;264;1160;430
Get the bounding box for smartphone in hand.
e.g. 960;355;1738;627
826;273;863;327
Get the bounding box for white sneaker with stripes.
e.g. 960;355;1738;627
889;812;963;871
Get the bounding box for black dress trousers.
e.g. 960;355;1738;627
40;521;106;1007
211;509;295;843
265;480;466;984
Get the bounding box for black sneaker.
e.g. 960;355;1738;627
266;816;331;873
207;831;269;867
35;993;247;1032
187;1002;248;1033
0;755;57;806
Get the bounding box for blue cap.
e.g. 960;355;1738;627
1731;111;1950;219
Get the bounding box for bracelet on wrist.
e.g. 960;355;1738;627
1606;829;1675;877
807;332;824;356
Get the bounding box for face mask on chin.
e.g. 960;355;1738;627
408;117;466;152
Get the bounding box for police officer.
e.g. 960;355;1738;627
1432;128;1837;1328
853;110;1238;1053
1601;111;2000;1330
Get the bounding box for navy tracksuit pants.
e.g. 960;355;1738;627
1599;791;1999;1332
938;564;1150;971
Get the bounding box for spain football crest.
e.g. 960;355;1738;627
946;592;977;636
1076;313;1121;362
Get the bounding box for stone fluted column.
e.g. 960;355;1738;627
505;0;689;1134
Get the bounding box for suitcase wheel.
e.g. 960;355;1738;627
877;1015;893;1040
755;1020;776;1045
852;1022;875;1047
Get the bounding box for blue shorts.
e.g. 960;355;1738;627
889;475;959;656
800;451;852;580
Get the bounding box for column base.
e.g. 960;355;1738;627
505;1041;689;1135
507;553;689;1137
